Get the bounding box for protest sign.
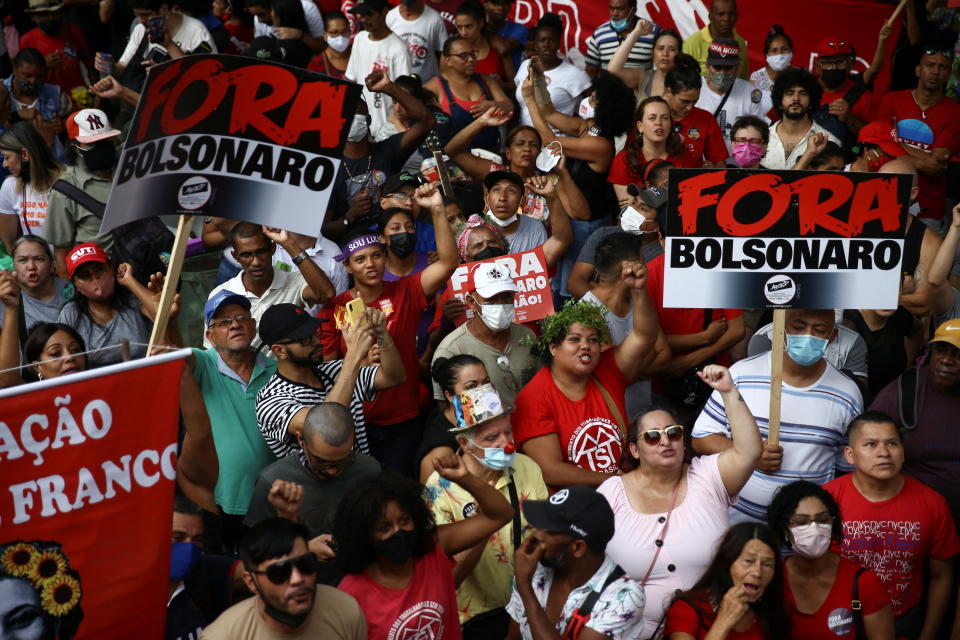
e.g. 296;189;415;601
663;168;912;310
447;247;553;323
0;351;188;640
101;55;361;237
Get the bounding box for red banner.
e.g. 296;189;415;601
447;247;553;323
0;352;187;640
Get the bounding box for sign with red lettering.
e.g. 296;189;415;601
102;55;361;236
663;169;911;309
447;247;553;323
0;351;187;640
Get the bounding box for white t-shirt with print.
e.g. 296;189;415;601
694;77;768;153
0;177;50;237
385;6;446;82
513;59;592;130
119;14;217;66
345;31;412;142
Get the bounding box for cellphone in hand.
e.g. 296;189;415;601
148;16;166;43
344;297;366;327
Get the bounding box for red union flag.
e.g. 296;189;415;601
0;351;188;640
447;246;553;323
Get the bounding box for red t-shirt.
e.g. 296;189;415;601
318;275;428;425
784;557;889;639
664;598;766;639
821;78;875;126
512;348;629;474
677;107;729;166
338;543;463;640
607;147;696;186
824;473;960;616
19;25;90;95
874;90;960;219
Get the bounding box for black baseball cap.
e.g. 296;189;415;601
523;485;615;548
349;0;388;14
483;170;524;191
245;36;284;62
258;303;325;346
381;172;423;196
639;186;667;210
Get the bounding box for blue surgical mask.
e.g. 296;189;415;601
785;333;828;366
611;17;629;31
169;542;202;581
469;441;516;471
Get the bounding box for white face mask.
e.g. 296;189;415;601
791;522;832;559
489;211;518;227
347;114;368;143
327;35;351;52
578;96;595;120
620;206;648;234
477;302;514;330
908;201;921;217
766;52;793;72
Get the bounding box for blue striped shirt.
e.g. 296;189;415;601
584;20;659;70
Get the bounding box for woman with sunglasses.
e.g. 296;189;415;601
334;466;513;640
424;35;513;154
597;364;762;638
767;481;894;639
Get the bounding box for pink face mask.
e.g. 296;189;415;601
732;141;764;168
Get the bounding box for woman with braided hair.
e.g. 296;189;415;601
511;259;667;489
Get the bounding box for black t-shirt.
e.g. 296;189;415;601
844;307;913;396
414;409;458;473
165;555;237;640
328;132;407;228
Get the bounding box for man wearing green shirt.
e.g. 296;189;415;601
682;0;748;79
189;289;278;553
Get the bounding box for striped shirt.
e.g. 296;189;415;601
584;20;659;70
693;351;862;523
255;360;380;457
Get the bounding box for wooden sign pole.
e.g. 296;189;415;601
767;309;786;446
148;215;194;354
885;0;909;29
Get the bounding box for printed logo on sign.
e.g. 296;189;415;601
826;608;853;636
177;176;212;210
568;418;623;473
763;274;796;305
387;601;446;640
550;489;569;505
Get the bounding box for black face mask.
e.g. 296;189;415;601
250;577;312;628
472;246;505;262
79;140;117;172
820;68;847;90
14;78;40;96
374;528;418;564
37;18;62;35
387;232;416;259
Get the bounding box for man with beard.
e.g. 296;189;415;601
507;485;645;639
202;517;366;638
256;302;405;458
763;69;839;170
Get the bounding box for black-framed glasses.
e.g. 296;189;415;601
450;50;479;61
250;552;318;584
209;314;253;329
789;513;834;527
235;247;272;261
305;449;355;474
924;48;954;59
732;136;764;146
640;425;684;446
277;331;319;347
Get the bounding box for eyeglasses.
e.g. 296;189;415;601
924;48;954;59
305;449;355;474
640;425;684;446
788;513;834;527
384;192;412;201
450;50;479;61
732;136;764;146
250;552;318;584
209;314;253;329
818;59;851;69
278;331;319;347
235;247;272;261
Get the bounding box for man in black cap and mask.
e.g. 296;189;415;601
507;485;646;639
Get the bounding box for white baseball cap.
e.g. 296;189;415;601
66;109;121;143
472;261;518;299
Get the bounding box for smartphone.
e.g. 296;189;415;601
344;297;366;327
148;16;165;43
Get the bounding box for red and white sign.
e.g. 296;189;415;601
448;247;553;324
0;351;188;640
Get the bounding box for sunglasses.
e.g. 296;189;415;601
640;425;684;446
924;48;954;59
250;552;318;584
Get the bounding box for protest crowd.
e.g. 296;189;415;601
4;0;960;637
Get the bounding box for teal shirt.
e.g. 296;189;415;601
192;347;278;514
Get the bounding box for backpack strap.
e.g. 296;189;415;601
592;375;625;435
852;566;867;639
898;366;919;431
506;470;522;551
51;179;106;218
561;565;627;640
712;82;734;119
842;77;868;110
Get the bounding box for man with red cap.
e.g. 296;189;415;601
45;108;122;277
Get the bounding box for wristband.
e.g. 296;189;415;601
292;251;309;266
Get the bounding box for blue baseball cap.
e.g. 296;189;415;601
204;290;251;325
